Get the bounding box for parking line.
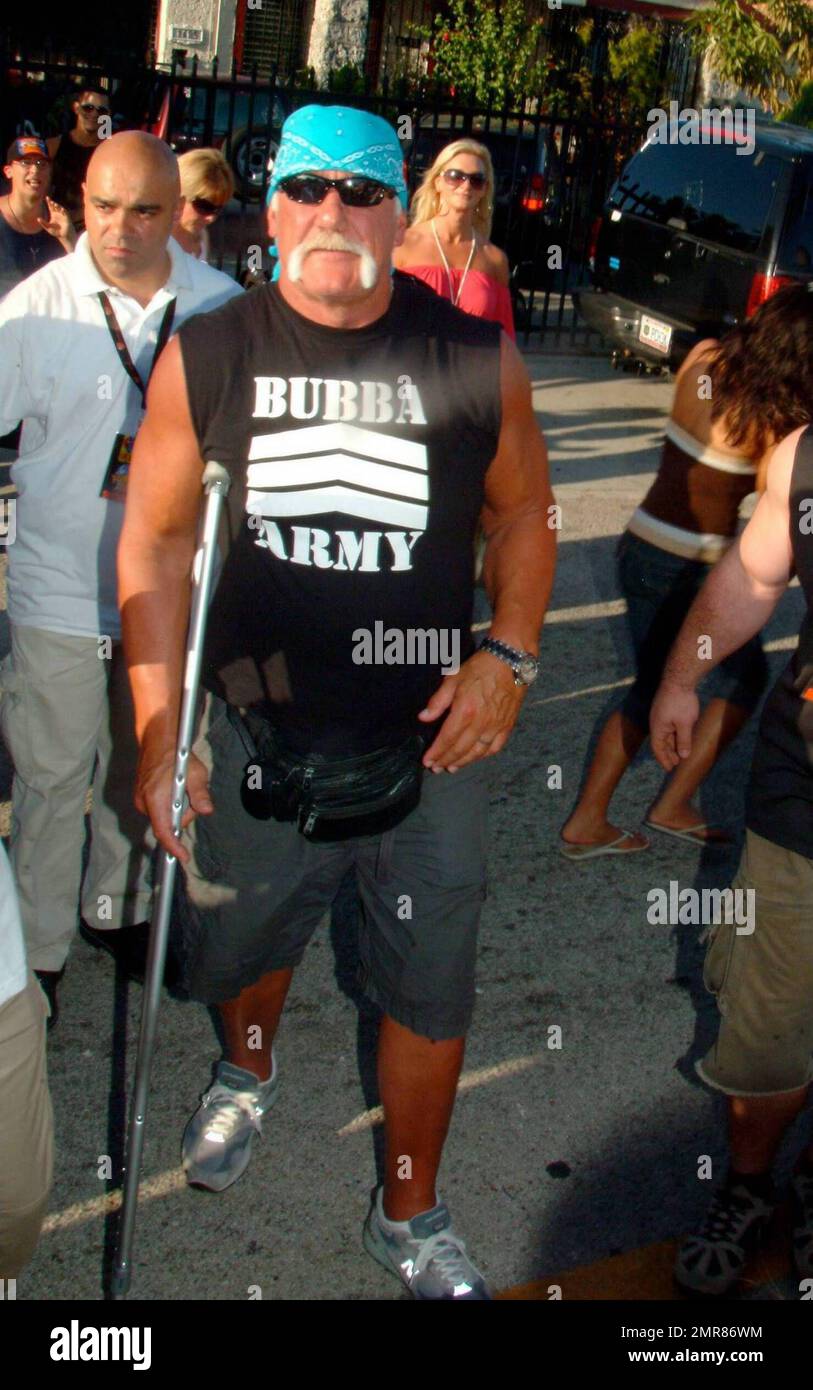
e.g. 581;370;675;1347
338;1054;541;1136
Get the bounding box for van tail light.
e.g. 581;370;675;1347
521;173;546;213
745;271;794;317
588;216;602;268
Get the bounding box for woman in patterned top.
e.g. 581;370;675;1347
560;283;813;859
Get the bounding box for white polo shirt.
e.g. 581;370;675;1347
0;234;243;640
0;841;26;1011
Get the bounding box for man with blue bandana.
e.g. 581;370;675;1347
119;105;556;1300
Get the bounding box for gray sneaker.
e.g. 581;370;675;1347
363;1187;491;1300
182;1057;279;1192
674;1182;774;1297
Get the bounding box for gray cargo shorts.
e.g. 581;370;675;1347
174;695;492;1040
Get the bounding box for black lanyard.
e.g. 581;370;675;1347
98;291;176;407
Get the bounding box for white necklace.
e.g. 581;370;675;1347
432;218;477;308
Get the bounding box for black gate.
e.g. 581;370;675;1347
2;52;655;349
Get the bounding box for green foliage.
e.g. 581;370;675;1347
412;0;548;107
607;24;665;113
325;64;366;95
688;0;813;113
411;6;669;115
780;79;813;127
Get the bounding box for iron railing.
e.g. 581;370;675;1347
2;52;663;349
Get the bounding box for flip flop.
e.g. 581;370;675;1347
558;829;650;862
644;820;732;846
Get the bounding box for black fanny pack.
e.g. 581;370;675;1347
230;707;424;841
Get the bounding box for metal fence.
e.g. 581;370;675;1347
3;52;656;349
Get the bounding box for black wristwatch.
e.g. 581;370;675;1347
479;636;540;687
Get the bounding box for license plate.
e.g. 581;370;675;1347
639;314;672;354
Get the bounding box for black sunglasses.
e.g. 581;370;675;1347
79;102;110;116
279;173;396;207
442;168;487;190
192;196;225;216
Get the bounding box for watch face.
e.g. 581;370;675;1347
518;657;539;685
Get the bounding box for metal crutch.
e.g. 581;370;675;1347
111;460;231;1300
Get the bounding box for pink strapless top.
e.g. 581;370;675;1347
400;265;516;341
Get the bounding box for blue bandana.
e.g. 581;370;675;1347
267;104;408;210
267;106;406;277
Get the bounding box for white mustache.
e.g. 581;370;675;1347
287;231;378;290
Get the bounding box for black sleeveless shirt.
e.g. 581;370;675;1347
177;273;502;754
51;134;95;229
747;426;813;856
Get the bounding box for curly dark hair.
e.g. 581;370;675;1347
708;282;813;458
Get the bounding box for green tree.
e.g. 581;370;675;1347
688;0;813;113
781;78;813;126
607;23;666;114
415;0;548;107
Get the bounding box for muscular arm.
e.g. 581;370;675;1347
421;333;556;769
118;335;213;857
650;425;800;769
480;335;555;650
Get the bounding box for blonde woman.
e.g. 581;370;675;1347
393;138;515;339
175;148;234;262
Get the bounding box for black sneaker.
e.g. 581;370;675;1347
675;1182;774;1297
80;918;164;984
791;1169;813;1279
34;967;64;1032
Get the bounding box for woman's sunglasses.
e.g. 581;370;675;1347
279;173;396;207
192;197;226;216
79;102;110;116
441;168;487;191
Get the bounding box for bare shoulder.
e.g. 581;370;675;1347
480;241;510;286
766;425;809;503
675;337;718;384
394;223;433;267
46;135;61;157
146;335;190;416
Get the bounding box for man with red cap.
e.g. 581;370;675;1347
0;137;75;297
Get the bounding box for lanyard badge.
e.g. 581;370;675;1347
97;292;176;501
102;428;140;501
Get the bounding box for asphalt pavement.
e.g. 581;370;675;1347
2;352;808;1302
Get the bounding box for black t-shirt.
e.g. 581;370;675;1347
177;273;503;753
0;214;64;297
747;426;813;856
50;134;95;229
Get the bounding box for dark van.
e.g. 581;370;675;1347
575;117;813;368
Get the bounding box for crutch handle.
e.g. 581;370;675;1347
202;460;230;491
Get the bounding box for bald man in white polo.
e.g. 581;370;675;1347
0;132;242;1024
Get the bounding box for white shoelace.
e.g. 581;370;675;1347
412;1230;473;1285
202;1085;264;1143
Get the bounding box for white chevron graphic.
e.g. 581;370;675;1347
246;423;429;530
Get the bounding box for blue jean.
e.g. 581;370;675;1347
616;531;769;731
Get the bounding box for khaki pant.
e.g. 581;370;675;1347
0;973;53;1277
698;829;813;1096
0;624;153;971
